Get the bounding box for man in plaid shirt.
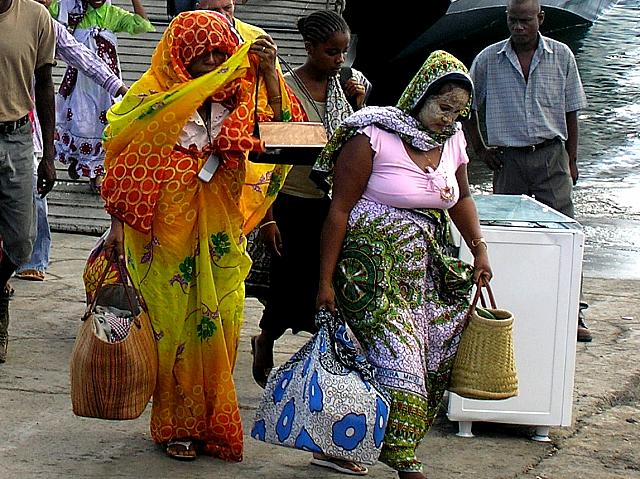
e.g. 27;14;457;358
465;0;592;342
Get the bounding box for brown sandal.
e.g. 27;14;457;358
15;269;45;281
165;440;197;461
89;175;104;194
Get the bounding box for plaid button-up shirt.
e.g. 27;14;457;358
470;35;587;147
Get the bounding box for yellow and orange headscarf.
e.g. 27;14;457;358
102;11;305;233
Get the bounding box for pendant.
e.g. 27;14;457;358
440;185;455;202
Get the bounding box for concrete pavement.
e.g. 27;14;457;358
1;232;639;479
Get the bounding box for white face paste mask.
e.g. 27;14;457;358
417;86;470;132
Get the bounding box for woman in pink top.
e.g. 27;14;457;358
314;51;492;479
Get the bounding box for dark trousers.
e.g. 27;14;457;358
259;193;330;339
493;140;574;218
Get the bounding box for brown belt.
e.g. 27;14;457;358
0;115;30;135
503;138;560;153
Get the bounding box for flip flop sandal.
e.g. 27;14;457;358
165;440;197;461
4;283;15;298
311;457;369;476
251;335;273;389
15;269;45;281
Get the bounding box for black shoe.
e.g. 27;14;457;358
577;316;592;343
67;159;80;180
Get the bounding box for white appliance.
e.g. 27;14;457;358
448;194;584;441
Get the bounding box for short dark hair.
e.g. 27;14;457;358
297;10;350;45
507;0;542;12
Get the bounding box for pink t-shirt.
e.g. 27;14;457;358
360;124;469;210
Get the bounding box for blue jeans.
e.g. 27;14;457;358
16;175;50;273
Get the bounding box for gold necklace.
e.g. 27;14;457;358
422;144;455;202
422;145;442;172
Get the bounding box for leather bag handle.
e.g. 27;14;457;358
453;281;497;336
251;54;324;127
469;281;497;315
82;250;143;329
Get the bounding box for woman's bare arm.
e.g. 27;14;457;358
448;164;492;284
316;134;373;311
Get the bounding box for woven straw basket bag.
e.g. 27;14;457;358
70;256;158;420
449;283;518;400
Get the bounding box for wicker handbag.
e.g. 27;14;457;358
449;283;518;400
70;255;158;420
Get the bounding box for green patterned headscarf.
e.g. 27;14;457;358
396;50;472;120
311;50;473;194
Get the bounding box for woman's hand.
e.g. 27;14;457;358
472;248;492;286
343;78;367;109
250;34;278;75
258;222;282;257
316;282;336;313
103;217;125;261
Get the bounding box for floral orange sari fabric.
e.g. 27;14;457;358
102;11;305;234
97;11;305;462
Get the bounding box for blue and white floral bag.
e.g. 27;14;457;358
251;309;390;465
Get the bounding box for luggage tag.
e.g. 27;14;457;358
197;153;220;182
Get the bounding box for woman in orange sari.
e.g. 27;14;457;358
98;11;304;461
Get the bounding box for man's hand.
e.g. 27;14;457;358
478;146;502;171
569;157;579;185
36;157;56;198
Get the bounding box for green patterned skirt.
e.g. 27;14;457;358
334;198;474;473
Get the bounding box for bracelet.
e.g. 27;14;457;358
470;237;487;249
268;95;282;104
259;220;277;229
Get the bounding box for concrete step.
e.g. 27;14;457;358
48;166;109;235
